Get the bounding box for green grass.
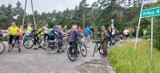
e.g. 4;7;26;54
108;42;160;73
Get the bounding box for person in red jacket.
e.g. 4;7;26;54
78;27;83;33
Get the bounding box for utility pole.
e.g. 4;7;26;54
31;0;36;29
22;0;36;29
22;0;27;28
83;11;85;27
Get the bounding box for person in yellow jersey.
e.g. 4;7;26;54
33;28;44;50
26;23;33;35
22;23;33;44
7;22;21;53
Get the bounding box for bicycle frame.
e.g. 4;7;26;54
92;40;102;57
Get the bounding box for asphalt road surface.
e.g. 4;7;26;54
0;42;114;73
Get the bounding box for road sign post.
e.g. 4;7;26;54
140;7;160;63
151;17;153;63
141;7;160;18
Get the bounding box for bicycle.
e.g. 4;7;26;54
92;40;104;57
23;36;34;49
44;39;59;54
61;36;69;51
22;30;35;49
67;38;87;62
44;35;70;54
0;33;5;54
83;35;92;48
23;34;43;49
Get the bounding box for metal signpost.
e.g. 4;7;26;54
141;7;160;63
141;7;160;18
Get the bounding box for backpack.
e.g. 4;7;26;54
48;30;56;40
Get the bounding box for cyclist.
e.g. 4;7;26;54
33;28;44;50
78;27;83;34
68;25;83;54
107;26;112;47
90;26;94;40
100;26;109;56
19;26;24;44
48;26;58;41
7;22;21;52
123;27;129;40
22;23;33;44
57;25;67;53
90;26;94;33
63;25;68;33
85;25;92;39
111;27;117;45
42;24;49;41
26;23;33;35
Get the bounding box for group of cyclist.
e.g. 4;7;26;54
6;21;109;56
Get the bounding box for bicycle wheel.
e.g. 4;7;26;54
84;37;90;43
0;42;5;54
98;45;104;55
93;36;100;41
62;40;69;51
83;38;91;48
80;43;87;57
42;41;48;50
92;44;98;57
67;46;77;62
23;37;34;49
38;37;43;48
46;42;58;54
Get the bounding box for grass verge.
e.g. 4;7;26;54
108;42;160;73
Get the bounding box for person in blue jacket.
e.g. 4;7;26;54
85;26;92;37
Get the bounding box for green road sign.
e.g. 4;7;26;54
141;7;160;18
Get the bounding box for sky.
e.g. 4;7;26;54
0;0;97;13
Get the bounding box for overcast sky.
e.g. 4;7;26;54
0;0;97;13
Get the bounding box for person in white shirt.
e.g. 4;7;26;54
123;27;129;40
42;24;49;41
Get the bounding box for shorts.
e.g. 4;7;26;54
8;35;19;44
58;39;63;48
125;35;129;38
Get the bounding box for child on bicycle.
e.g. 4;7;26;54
33;28;44;50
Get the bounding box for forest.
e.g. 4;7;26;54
0;0;160;49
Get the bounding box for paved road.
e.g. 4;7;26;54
0;42;114;73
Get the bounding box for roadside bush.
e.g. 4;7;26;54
0;35;8;41
153;23;160;50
